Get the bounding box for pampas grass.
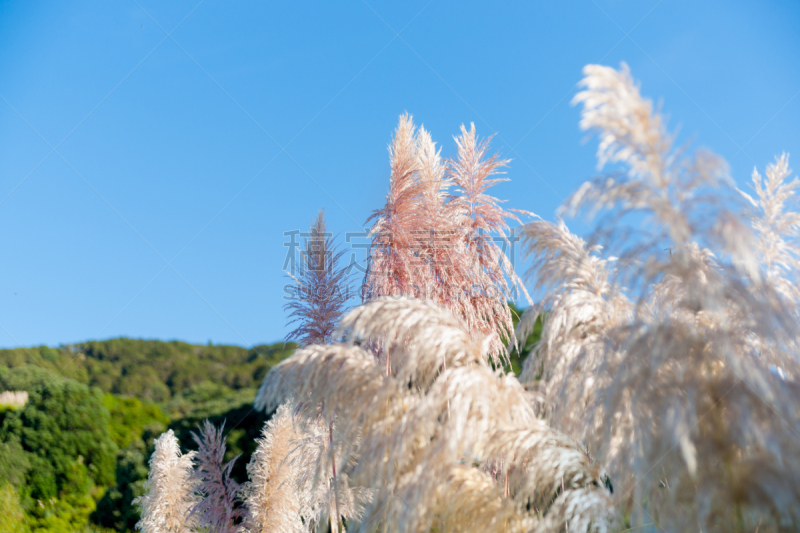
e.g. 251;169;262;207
135;430;198;533
189;421;247;533
448;123;532;359
139;63;800;533
258;299;615;532
244;402;309;533
740;153;800;305
521;63;800;532
285;209;351;347
363;114;422;304
363;116;530;365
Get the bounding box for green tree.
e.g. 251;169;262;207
0;437;30;487
92;395;168;532
92;443;150;533
0;366;117;531
103;394;169;450
0;483;29;533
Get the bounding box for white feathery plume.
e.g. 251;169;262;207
737;154;800;382
567;63;758;281
740;153;800;304
517;219;631;394
135;430;198;533
428;465;524;533
484;425;615;532
243;402;308;533
254;341;405;498
516;218;631;446
529;62;800;531
257;299;616;532
573;63;669;180
354;360;614;532
288;416;370;532
255;343;405;433
594;313;800;531
255;344;390;530
335;297;483;389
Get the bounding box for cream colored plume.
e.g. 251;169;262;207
567;63;758;281
254;344;389;529
526;62;800;531
254;298;615;532
335;297;483;388
134;430;198;533
740;153;800;304
243;402;308;533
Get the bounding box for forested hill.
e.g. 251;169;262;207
0;338;296;406
0;338;295;533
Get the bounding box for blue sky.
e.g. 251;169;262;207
0;0;798;348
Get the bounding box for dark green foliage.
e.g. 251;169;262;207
170;394;269;484
0;437;30;487
0;367;118;531
92;442;150;533
91;395;170;531
0;366;118;498
163;380;257;420
505;302;545;376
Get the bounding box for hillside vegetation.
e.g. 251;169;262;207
0;338;295;532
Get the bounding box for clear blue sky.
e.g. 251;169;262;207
1;0;798;348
